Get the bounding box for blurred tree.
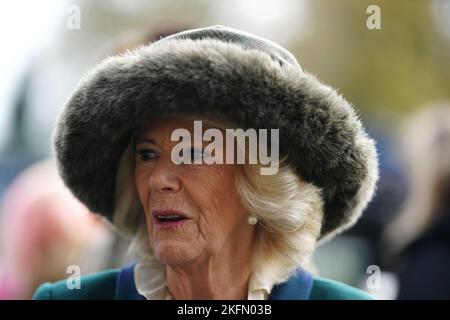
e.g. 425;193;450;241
293;0;450;116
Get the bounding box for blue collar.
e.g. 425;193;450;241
115;263;314;300
115;263;145;300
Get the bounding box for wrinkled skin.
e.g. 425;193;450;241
134;118;255;299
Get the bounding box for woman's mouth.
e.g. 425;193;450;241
152;209;190;228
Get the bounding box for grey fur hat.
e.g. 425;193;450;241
53;25;378;240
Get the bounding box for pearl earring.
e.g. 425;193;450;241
247;214;258;225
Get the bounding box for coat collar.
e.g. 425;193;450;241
115;263;314;300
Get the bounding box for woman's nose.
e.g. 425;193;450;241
148;159;181;193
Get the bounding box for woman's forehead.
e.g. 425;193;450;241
136;117;222;138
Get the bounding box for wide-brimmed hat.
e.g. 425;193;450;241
53;25;379;240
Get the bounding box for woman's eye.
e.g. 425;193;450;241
137;149;159;162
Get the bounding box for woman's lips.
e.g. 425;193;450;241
152;209;190;229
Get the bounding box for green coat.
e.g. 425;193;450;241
33;264;374;300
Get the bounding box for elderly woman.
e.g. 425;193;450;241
33;26;378;300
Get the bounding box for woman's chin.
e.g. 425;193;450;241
153;240;197;265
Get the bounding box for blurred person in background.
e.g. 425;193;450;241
0;160;113;299
383;104;450;299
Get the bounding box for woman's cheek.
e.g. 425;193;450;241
196;195;231;250
191;165;238;229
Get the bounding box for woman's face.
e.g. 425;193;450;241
134;118;253;266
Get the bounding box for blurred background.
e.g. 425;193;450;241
0;0;449;299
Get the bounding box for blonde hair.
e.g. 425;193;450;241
113;121;324;285
236;163;324;283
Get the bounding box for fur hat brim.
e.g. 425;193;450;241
53;26;379;240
